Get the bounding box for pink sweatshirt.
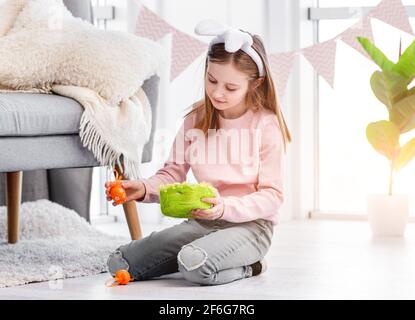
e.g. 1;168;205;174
139;107;285;225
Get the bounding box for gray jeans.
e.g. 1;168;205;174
107;218;273;286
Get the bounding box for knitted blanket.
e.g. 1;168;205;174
0;0;168;179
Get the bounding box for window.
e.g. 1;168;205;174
314;1;415;217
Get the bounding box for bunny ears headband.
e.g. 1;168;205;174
194;19;265;77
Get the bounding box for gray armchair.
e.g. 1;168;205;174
0;0;160;243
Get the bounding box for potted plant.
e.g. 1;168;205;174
357;36;415;236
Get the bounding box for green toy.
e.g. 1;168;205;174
159;182;216;218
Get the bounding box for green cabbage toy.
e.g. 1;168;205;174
159;182;216;218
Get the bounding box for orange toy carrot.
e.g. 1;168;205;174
105;270;134;287
107;170;127;205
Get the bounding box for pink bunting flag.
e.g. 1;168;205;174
269;52;296;98
302;40;337;88
171;31;208;81
135;5;175;41
135;5;208;82
339;17;374;59
369;0;414;35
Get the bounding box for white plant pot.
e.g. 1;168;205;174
367;194;409;237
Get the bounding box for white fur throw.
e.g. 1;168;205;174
0;0;27;36
0;199;129;288
0;0;168;179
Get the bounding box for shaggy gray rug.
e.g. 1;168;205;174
0;199;128;288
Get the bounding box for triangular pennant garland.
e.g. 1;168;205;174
134;0;413;90
171;31;208;81
339;17;374;59
369;0;414;35
302;40;337;88
135;5;174;41
269;52;296;98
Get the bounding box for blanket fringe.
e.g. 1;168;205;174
79;113;142;180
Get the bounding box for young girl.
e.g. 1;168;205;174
105;20;291;286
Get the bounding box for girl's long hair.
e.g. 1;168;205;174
184;31;292;152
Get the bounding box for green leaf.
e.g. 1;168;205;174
370;70;408;110
393;39;415;80
394;138;415;171
357;37;395;72
390;93;415;133
366;120;400;160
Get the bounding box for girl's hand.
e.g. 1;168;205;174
105;180;146;206
191;189;224;220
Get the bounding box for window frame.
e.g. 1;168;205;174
308;3;415;221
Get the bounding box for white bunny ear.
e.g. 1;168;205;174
223;28;253;52
195;19;227;36
194;19;265;76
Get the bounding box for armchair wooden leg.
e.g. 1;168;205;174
6;171;22;244
122;201;142;240
113;166;142;240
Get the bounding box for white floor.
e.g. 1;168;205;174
1;219;415;300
